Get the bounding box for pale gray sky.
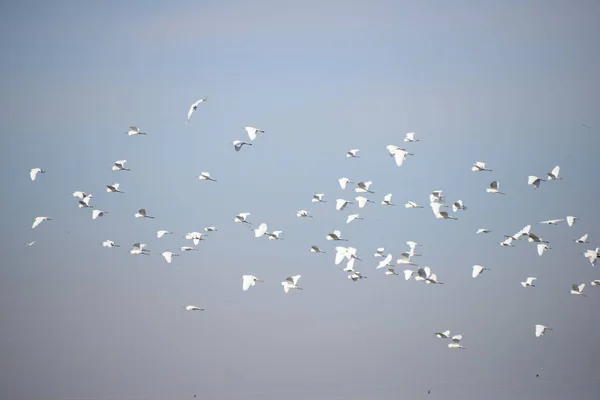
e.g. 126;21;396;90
1;1;600;399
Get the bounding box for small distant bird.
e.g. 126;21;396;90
130;243;150;255
582;124;592;131
539;219;564;225
157;230;173;238
186;98;207;123
32;216;51;229
346;149;360;158
92;210;107;220
338;177;354;190
234;212;251;224
281;275;302;293
486;180;505;194
566;216;579;227
404;201;423;208
386;145;413;166
134;208;154;219
404;132;419;142
335;199;353;211
326;230;347;241
161;251;180;264
106;183;124;193
574;234;589;244
570;283;586;297
471;161;492;172
242;275;264;291
198;172;217;182
204;226;217;232
434;330;451;338
232;140;252;152
312;193;326;203
78;195;93;208
346;214;363;224
535;324;552;337
127;126;146;136
112;160;130;171
310;245;325;254
476;228;491;234
102;240;120;248
537;243;551;256
244;127;265;141
355;181;374;194
26;241;36;246
472;265;490;278
546;165;561;180
452;200;466;212
527;175;545;189
30;168;46;181
180;246;199;252
185;305;204;311
355;196;375;208
381;193;395;206
521;277;537;287
296;210;313;218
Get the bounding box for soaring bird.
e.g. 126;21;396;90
29;168;46;181
186;98;207;123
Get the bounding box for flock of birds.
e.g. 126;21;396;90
26;100;598;359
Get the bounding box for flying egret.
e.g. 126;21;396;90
472;161;492;172
198;172;217;182
535;324;552;337
26;241;36;246
476;229;491;234
448;334;465;349
338;177;354;190
135;208;154;219
355;181;374;194
254;223;268;238
539;219;564;226
527;175;545;189
404;201;423;208
434;330;451;339
312;193;326;203
281;275;302;293
310;245;325;254
521;277;537;287
404;132;419;142
106;183;124;193
180;246;199;252
185;305;204;311
346;149;360;158
385;267;398;276
186;98;207;123
376;254;393;269
526;232;549;243
326;230;347;241
583;248;599;266
472;265;490;278
406;241;422;256
267;230;283;240
452;200;466;212
112;160;130;171
130;243;150;255
78;195;93;208
575;234;589;244
414;267;432;282
486;181;505;194
430;202;457;220
102;240;120;248
537;243;551;256
426;274;444;284
374;248;386;257
157;230;173;238
348;272;367;281
161;251;180;264
386;145;413;166
570;283;586;297
499;237;515;247
546;165;561;180
234;212;251;224
127;126;146;136
296;210;313;218
204;226;218;232
591;280;600;286
429;190;445;203
355;196;374;208
403;270;415;280
335;247;359;264
242;275;264;291
72;191;90;200
381;193;395;206
335;199;353;211
566;216;579;227
29;168;46;181
232;140;252;152
244;127;264;141
185;232;206;245
396;253;416;266
346;214;363;224
92;210;107;220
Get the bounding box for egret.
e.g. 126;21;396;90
584;248;599;266
127;126;146;136
296;210;313;218
185;305;204;311
385;268;399;276
348;272;367;281
404;132;419;142
404;201;423;208
310;245;326;254
452;200;466;212
135;208;154;219
157;230;173;238
355;196;374;208
472;265;490;278
526;232;549;243
381;193;395;206
72;191;90;200
386;145;413;166
234;212;251;224
180;246;199;252
499;237;515;247
346;214;363;224
102;240;120;248
406;241;422;257
335;199;353;211
112;160;130;171
472;161;492;172
374;248;386;257
403;270;415;280
346;149;360;158
186;98;207;123
476;229;491;234
429;190;445;203
342;258;357;273
570;283;586;297
546;165;561;180
254;223;268;238
244;127;264;141
537;243;551;256
355;181;374;194
414;267;432;282
204;226;218;232
130;243;150;255
521;277;537;287
92;210;107;220
430;202;457;220
376;254;393;269
326;230;347;241
486;181;505;194
539;219;564;226
281;275;302;293
198;172;217;182
527;175;545;189
338;177;354;190
448;335;465;349
591;280;600;286
232;140;252;152
29;168;46;181
267;230;283;240
396;253;416;266
78;195;93;208
566;216;579;227
312;193;326;203
535;324;552;337
575;234;589;244
434;330;451;339
185;232;206;245
426;273;444;285
242;275;264;291
161;251;180;264
106;183;124;193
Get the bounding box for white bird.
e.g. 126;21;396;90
161;251;180;264
157;230;173;238
106;183;124;193
242;275;264;291
546;165;561;180
254;223;268;238
112;160;130;171
92;209;107;220
537;243;551;256
102;240;120;248
414;266;432;282
312;193;326;203
486;180;505;194
281;275;302;293
472;265;490;278
575;234;589;244
355;181;374;194
267;230;283;240
134;208;154;219
234;212;251;224
296;210;313;218
374;248;386;257
204;226;218;232
527;175;545;189
355;196;374;208
376;254;393;269
338;177;354;190
403;269;415;280
386;145;413;166
404;132;419;142
406;241;422;256
591;280;600;286
31;217;52;229
452;200;466;212
185;232;206;245
448;335;465;349
381;193;395;206
430;202;457;220
566;216;579;227
535;324;552;337
527;233;549;244
472;161;492;172
127;126;146;136
434;330;451;339
180;246;199;252
244;126;265;141
348;272;367;281
198;172;217;182
72;191;90;200
385;268;399;276
429;190;445;204
326;230;347;241
232;140;252;152
335;198;354;211
499;237;515;247
346;149;360;158
310;245;325;254
26;241;36;246
346;214;363;224
570;283;586;297
396;253;416;266
186;98;207;123
29;168;46;181
185;305;204;311
404;201;423;208
583;248;599;266
476;228;491;234
539;219;564;225
521;277;537;287
130;242;150;255
78;195;93;208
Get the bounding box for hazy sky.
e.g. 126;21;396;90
1;1;600;399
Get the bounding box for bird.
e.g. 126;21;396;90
92;210;107;220
591;280;600;286
499;237;515;247
234;212;251;224
198;172;217;182
448;335;466;349
186;98;207;123
310;245;325;254
434;330;451;339
130;243;150;255
102;240;120;248
348;272;367;281
575;234;589;244
185;305;204;311
527;175;545;189
537;243;551;256
429;190;445;203
546;165;561;180
254;223;268;238
566;216;579;227
180;246;199;252
26;241;36;246
430;202;457;220
386;145;413;166
244;127;265;141
335;199;353;211
355;181;374;194
535;324;552;337
376;254;393;269
346;214;363;224
570;283;586;297
476;228;491;234
161;251;180;264
106;183;124;193
157;230;173;238
539;219;564;226
77;195;93;208
526;232;549;243
374;248;386;257
134;208;154;219
452;200;466;212
346;149;360;158
521;277;537;287
396;253;416;266
312;193;326;203
127;126;146;136
355;196;375;208
472;265;490;278
404;201;423;208
32;216;51;229
403;270;415;280
338;177;354;190
384;268;399;276
471;161;492;172
381;193;395;206
185;232;206;245
326;230;347;241
486;181;505;194
112;160;130;171
404;132;419;142
281;275;302;293
242;275;264;291
584;248;599;266
406;241;422;257
266;230;283;240
29;168;46;181
296;210;313;218
232;140;252;152
204;226;218;232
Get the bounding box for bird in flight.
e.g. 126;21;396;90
187;98;207;123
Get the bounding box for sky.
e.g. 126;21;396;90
1;0;600;399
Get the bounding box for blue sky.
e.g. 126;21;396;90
1;1;600;399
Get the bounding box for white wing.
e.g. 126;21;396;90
254;223;267;237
